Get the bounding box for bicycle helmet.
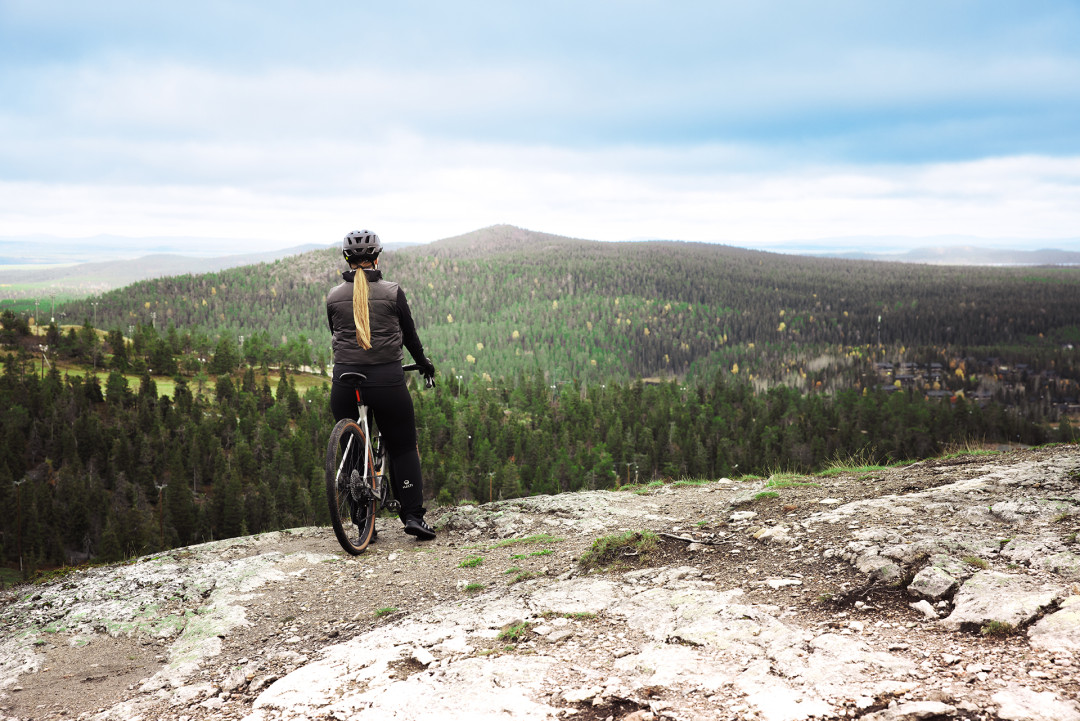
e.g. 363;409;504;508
342;229;382;262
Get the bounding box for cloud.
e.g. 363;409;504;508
3;152;1078;252
6;3;1080;158
2;1;1080;251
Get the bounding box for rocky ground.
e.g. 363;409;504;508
1;445;1079;721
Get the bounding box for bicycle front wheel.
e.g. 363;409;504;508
325;418;377;554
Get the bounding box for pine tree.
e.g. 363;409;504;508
209;335;240;375
108;328;129;371
221;472;244;539
166;449;196;546
99;507;124;562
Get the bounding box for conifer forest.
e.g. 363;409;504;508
2;226;1078;576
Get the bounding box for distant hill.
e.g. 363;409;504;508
0;244;334;300
0;234;286;264
0;246;320;289
56;224;1080;382
815;246;1080;266
0;240;425;298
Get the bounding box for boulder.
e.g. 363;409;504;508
907;565;957;600
1028;595;1080;651
943;571;1063;631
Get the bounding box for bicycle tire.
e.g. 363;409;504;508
325;418;377;554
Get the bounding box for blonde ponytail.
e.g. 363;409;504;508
352;269;372;350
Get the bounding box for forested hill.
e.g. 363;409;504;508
61;225;1080;382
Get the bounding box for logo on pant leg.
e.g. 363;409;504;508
401;478;414;489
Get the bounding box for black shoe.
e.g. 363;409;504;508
403;517;436;541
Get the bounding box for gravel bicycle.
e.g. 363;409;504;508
325;364;433;555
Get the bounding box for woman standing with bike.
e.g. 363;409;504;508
326;229;437;540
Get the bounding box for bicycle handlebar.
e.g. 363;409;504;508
402;363;436;389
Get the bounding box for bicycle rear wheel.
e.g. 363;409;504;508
325;418;377;554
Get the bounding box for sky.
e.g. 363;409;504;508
2;0;1080;255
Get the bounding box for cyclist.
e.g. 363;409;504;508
326;229;437;540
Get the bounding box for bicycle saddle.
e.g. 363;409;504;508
336;371;368;387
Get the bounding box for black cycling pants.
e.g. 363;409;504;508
329;379;426;521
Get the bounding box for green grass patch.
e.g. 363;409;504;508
374;606;398;618
962;556;989;570
498;621;532;642
462;583;485;594
672;478;712;488
504;566;522;575
491;533;563;548
765;479;821;489
30;561;117;585
0;568;23;588
458;556;483;568
578;530;659;570
980;620;1016;637
507;548;552;558
288;370;331;396
940;436;1001;458
509;571;539;584
47;359;327;403
818;446;887;474
754;491;780;501
815;464;894;477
